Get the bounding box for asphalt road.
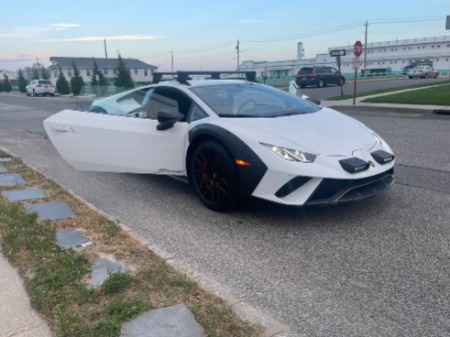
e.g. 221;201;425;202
301;76;447;101
1;91;450;337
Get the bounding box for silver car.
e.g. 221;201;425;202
407;66;438;79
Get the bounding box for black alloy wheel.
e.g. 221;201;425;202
189;140;238;211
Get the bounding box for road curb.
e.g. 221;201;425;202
0;144;290;337
326;105;434;115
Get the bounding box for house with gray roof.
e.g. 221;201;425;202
48;57;158;85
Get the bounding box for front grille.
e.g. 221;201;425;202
307;168;394;204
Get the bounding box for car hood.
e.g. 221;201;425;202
221;108;377;156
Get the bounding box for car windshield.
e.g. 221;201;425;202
190;83;320;118
38;80;52;85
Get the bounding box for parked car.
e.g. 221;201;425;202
402;65;417;75
295;66;345;88
407;66;438;79
43;71;394;211
26;79;55;96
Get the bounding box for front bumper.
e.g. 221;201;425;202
249;149;395;206
305;168;394;204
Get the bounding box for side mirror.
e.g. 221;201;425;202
157;108;184;131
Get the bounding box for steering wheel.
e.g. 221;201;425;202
237;100;256;114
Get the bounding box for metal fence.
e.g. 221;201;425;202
257;69;450;87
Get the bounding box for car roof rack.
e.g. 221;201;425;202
152;71;257;85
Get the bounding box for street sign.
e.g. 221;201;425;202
352;57;360;70
330;49;346;57
353;41;363;57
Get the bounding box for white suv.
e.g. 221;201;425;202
26;80;56;97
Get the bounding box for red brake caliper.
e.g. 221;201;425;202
201;162;210;191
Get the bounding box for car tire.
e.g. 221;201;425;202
424;73;428;79
26;91;30;96
338;77;345;86
33;90;37;97
318;79;325;88
189;140;238;212
51;93;55;96
409;76;413;79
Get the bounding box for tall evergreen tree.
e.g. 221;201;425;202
70;61;84;96
91;58;109;96
17;69;28;93
56;65;70;95
32;68;40;80
114;53;134;91
41;67;50;79
2;74;12;92
0;79;3;92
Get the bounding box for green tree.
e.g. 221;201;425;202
2;74;12;92
56;65;70;95
114;53;134;91
0;79;3;92
32;68;40;80
41;67;50;79
70;61;84;96
17;69;28;93
91;58;109;96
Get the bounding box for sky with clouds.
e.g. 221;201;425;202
0;0;449;71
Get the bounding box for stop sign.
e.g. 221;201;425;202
354;40;363;57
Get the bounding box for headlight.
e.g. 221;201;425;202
369;129;383;145
260;143;316;163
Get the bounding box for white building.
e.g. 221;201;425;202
239;36;450;78
48;57;158;84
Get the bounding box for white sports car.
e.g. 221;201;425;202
43;71;394;211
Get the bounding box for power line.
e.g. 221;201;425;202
370;31;449;35
242;21;365;43
240;16;445;44
370;16;444;25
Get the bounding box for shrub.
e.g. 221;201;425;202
70;62;84;96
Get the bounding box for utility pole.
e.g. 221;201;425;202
363;20;368;77
170;51;174;72
236;40;240;71
104;39;108;59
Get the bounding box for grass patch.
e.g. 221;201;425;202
0;151;260;337
362;84;450;105
326;79;450;100
101;273;133;295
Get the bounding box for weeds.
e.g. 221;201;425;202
0;151;260;337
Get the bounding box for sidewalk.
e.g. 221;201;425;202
0;251;53;337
